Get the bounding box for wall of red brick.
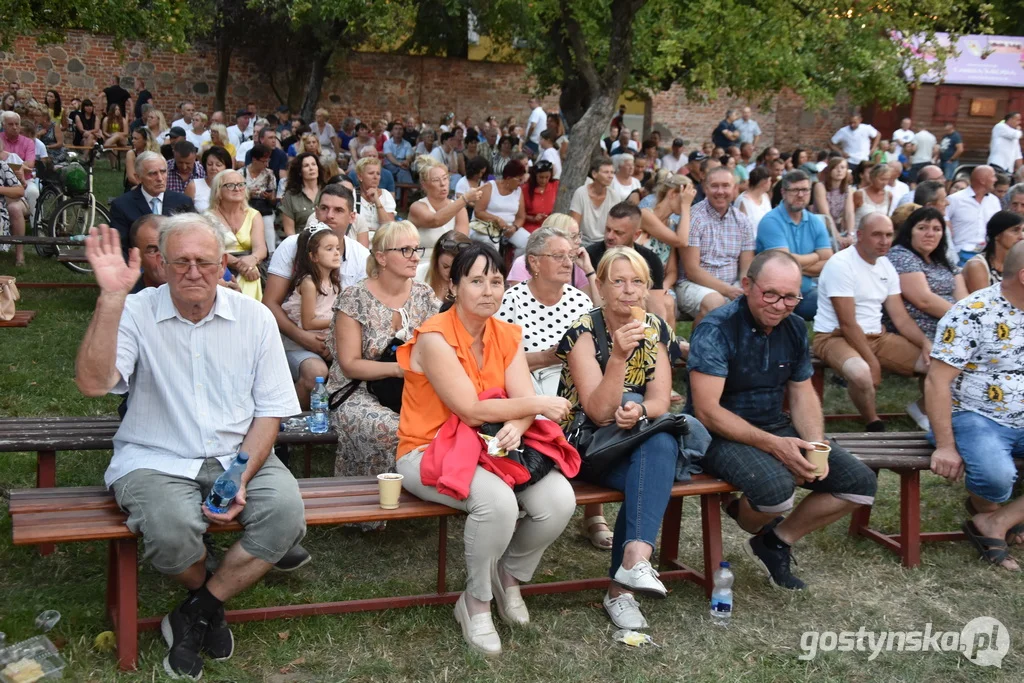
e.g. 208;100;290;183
2;30;852;154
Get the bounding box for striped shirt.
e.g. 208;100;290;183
105;285;300;487
681;199;755;285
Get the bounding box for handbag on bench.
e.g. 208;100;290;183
0;275;19;321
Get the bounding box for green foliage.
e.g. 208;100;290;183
0;0;209;52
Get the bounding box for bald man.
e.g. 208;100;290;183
927;241;1024;571
811;213;932;431
947;165;1001;265
895;164;943;210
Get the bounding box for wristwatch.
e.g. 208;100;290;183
638;403;648;424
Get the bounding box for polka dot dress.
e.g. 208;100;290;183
497;282;594;351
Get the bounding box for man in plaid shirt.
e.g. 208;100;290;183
165;140;206;195
675;166;755;324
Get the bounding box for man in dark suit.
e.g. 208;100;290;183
110;151;195;257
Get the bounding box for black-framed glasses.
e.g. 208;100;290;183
166;259;222;274
753;280;803;306
438;239;470;253
385;246;426;259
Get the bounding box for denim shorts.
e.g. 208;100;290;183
939;411;1024;503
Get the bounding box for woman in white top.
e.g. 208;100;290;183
474;159;527;243
734;166;773;229
853;163;893;231
310;108;338;153
610;153;641;204
354;155;396;238
408;155;482;279
193;146;232;213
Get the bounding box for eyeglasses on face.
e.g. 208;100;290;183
222;182;246;190
385;246;426;259
166;259;222;274
753;280;803;306
537;252;573;263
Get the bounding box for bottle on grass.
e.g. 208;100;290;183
710;561;734;626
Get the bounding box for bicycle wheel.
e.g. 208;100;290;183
49;196;111;274
33;184;64;257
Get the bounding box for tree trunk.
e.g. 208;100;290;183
554;92;618;213
300;47;334;122
213;36;232;113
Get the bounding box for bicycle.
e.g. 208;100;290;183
31;171;66;258
48;142;111;274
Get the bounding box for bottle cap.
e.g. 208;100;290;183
315;376;325;382
237;451;250;463
720;561;730;568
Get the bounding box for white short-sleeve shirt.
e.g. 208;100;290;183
268;232;370;288
830;124;879;165
814;246;901;335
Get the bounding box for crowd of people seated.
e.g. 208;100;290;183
17;82;1019;676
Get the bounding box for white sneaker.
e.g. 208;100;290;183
453;593;502;656
906;401;931;432
603;591;649;629
490;560;529;626
612;559;667;598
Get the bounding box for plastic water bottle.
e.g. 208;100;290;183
710;561;734;626
205;452;249;514
309;377;329;434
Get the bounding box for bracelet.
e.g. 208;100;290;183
585;271;595;278
639;403;648;422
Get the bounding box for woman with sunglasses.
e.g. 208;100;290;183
409;156;483;279
205;168;267;301
523;160;558;233
327;220;439;502
426;230;472;302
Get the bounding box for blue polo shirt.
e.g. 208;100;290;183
755;204;831;294
686;297;812;427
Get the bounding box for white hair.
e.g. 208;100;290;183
158;213;226;260
612;153;634;171
1;110;20;125
134;150;163;176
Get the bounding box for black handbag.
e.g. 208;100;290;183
478;422;555;492
328;336;405;413
564;309;689;479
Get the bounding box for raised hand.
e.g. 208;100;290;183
85;225;140;295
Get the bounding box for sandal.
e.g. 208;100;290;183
581;515;614;550
962;520;1017;569
965;499;1024;545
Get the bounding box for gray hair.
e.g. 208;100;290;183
779;169;811;191
134;150;163;177
157;213;226;260
524;225;571;277
1;110;20;124
611;153;634;171
913;180;946;206
1007;183;1024;205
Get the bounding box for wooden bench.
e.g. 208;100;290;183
9;474;734;671
0;310;36;327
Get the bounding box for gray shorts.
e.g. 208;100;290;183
286;348;326;382
110;454;306;575
674;280;729;317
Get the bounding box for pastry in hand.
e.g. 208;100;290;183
629;305;646;323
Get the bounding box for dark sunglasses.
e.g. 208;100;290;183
439;239;471;253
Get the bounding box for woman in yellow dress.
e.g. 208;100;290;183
204;169;266;300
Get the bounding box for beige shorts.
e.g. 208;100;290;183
674;280;733;318
811;331;921;377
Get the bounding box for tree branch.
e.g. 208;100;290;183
602;0;649;88
558;0;601;94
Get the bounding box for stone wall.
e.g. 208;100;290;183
2;30;853;154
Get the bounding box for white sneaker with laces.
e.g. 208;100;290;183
603;591;649;629
612;559;667;597
906;401;931;432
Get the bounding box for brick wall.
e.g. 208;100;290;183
2;30;852;155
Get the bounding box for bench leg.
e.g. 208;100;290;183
108;538;139;671
36;450;56;555
900;470;922;568
848;469;878;537
701;493;724;599
437;517;448;594
658;497;683;570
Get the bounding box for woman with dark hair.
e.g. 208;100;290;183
454;155;489;207
395;242;577;656
735;165;773;228
101;103;128;148
426;229;472;302
546;112;568;160
522;159;558;232
963;211;1024;293
812;157;855;245
44;89;62;127
791;147;813;174
192;145;233;213
280;152;326;235
491;135;516;177
73;98;102;147
475;159;527;242
244;142;280;252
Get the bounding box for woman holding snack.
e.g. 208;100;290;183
556;247;679;631
396;242;579;657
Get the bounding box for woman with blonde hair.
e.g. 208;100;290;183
327;220;439;487
124;127;160;191
205;168;266;300
145;108;168;145
408;155;483;278
311;107;338;153
204;122;236;161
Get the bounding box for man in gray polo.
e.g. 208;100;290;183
75;216;305;680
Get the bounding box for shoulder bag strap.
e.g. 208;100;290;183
328;380;360;411
590;308;610;373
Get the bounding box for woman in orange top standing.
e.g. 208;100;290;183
395;243;575;657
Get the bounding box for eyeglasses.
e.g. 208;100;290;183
754;280;803;306
385;246;426;259
538;252;573;263
783;187;811;195
222;182;246;190
166;259;222;274
439;239;470;252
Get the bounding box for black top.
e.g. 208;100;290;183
103;85;131;113
585;241;666;290
134;90;153;120
73;113;97;146
712;119;737;150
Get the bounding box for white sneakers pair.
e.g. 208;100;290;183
603;559;667;630
453;562;531;657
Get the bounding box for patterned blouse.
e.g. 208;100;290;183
884;244;960;341
555;309;673;429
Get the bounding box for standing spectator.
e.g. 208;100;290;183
712;109;740;150
947;166;1001;265
733;106;762;148
829;114;879;166
812;157;855;245
131;78;151;122
676;167;755;324
661;138;687;173
310;108;338;154
891;118;915;158
538;130;562;180
102;76;132;119
908;126;938;181
205;168;267;301
280;153;326;236
938;121;964;180
170;101;195;132
227;109;252;148
522;160;558;233
963;211;1024;293
987;112;1022;174
524;97;547;155
569;158;617;245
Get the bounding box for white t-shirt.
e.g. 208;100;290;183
610;176;641;203
185;130;205;149
987;121;1023;171
569;185;616;244
235;139;254;164
454;176;475;197
946;188;1001;253
171;117;194;133
888;180;910;212
830;124;879;165
661;152;687;173
527;106;547;144
355;188;396;233
910;130;937;164
497;282;593;355
540;146;562;179
814;246;900;335
267;232;370;289
891;127;914;157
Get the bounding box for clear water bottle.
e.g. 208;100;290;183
710;561;734;626
309;377;329;434
205;452;249;514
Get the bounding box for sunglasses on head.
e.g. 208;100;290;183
439;239;470;253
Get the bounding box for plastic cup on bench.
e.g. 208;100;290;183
377;473;404;510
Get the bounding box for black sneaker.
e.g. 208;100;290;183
744;533;806;590
273;544;312;572
201;606;234;661
161;605;208;680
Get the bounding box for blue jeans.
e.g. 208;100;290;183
932;411;1024;503
794;287;818;321
596;431;678;578
383;161;413;197
942;160;959;181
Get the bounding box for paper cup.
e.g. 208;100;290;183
806;441;831;478
377;473;404;510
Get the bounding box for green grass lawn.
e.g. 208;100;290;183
1;173;1020;681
